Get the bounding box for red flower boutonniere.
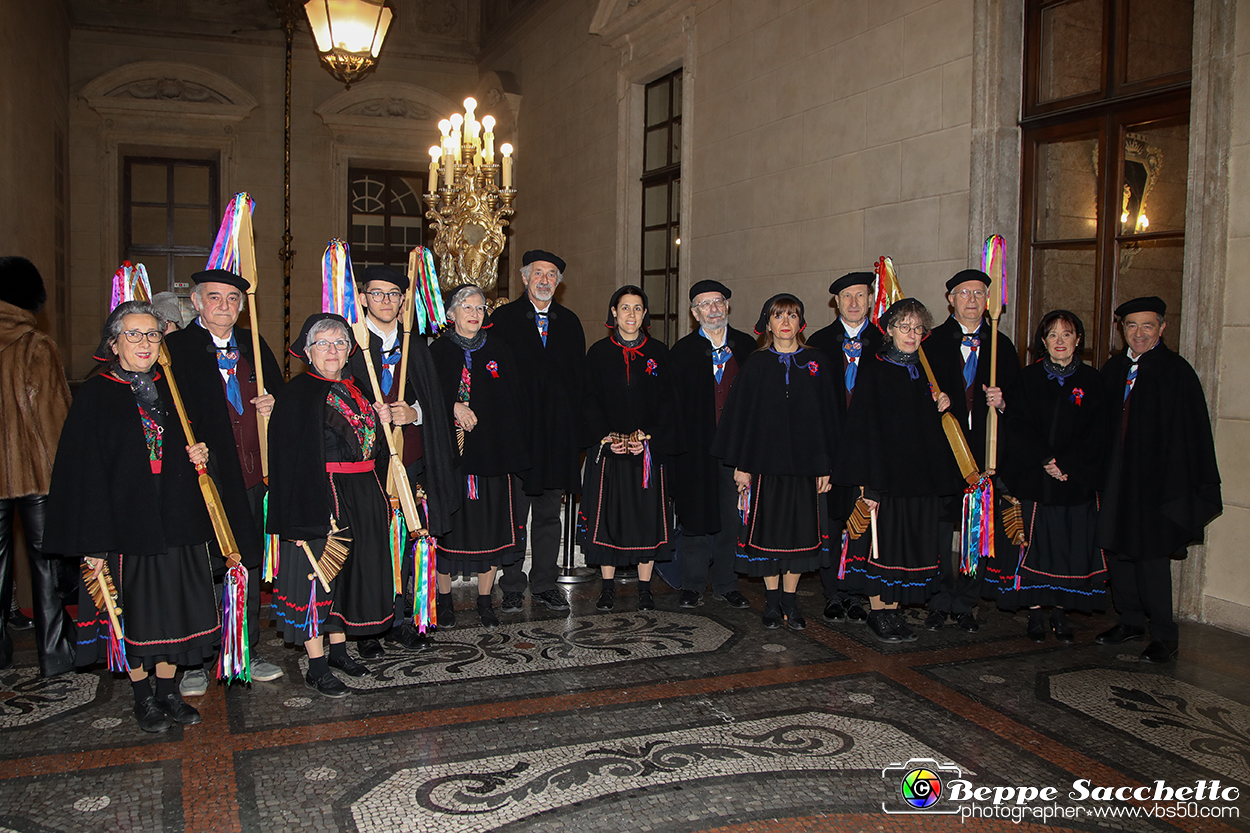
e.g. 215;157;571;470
646;358;658;376
1070;387;1084;406
487;360;499;378
808;362;819;376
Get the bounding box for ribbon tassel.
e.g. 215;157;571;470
217;563;251;684
960;474;994;577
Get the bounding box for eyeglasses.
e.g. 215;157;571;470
694;298;727;310
120;330;163;344
953;289;988;300
311;339;350;352
890;323;925;334
457;303;487;314
366;290;403;302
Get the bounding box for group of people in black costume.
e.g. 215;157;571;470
11;245;1220;733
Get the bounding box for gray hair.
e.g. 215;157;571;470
108;300;167;342
305;318;350;353
519;263;563;284
883;298;933;334
448;284;487;310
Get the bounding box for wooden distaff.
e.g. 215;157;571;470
81;561;126;650
156;345;243;566
387;249;419;494
984;234;1007;471
350;301;423;533
917;347;981;486
237;207;270;479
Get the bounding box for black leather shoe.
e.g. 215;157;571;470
436;596;456;629
357;638;384;659
534;589;570;611
1140;639;1179;663
889;611;918;642
596;589;615;611
717;590;751;609
955;612;979;633
785;609;807;631
154;692;201;725
637;589;655;611
1026;609;1047;643
477;598;500;627
761;609;782;629
868;609;902;643
1050;609;1074;644
305;669;350;698
822;600;847;622
845;603;868;623
1094;623;1146;645
7;608;33;630
385;622;428;652
133;695;173;733
500;592;524;613
924;610;947;631
679;590;701;609
327;653;369;677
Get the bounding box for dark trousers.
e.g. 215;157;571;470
208;483;266;650
0;495;76;676
1109;554;1177;641
927;519;983;615
680;464;741;596
501;485;564;595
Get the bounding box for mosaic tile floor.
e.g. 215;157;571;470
2;577;1248;832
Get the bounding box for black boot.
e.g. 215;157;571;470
1026;608;1046;643
636;579;655;611
436;592;456;629
762;588;782;629
1050;608;1074;644
780;591;806;630
477;594;499;627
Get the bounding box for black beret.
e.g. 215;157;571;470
829;271;874;295
689;279;732;302
522;249;566;273
1114;296;1166;318
358;264;410;292
945;269;991;292
0;256;47;312
289;313;359;363
192;269;249;293
605;284;651;330
753;293;806;336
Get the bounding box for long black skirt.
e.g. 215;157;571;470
272;468;396;641
995;498;1108;612
438;473;527;575
76;545;220;671
578;450;673;567
736;474;829;577
842;494;943;605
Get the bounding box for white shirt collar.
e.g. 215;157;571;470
841;318;867;339
531;299;552;314
198;317;233;348
366;316;399;352
700;326;728;350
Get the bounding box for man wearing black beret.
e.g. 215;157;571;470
807;272;883;624
165;269;285;692
923;268;1021;633
1094;296;1221;663
668;280;754;609
488;250;586;614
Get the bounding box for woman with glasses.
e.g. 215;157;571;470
429;285;530;627
996;310;1108;642
579;286;678;612
266;313;397;698
45;301;219;732
832;298;963;643
711;294;841;630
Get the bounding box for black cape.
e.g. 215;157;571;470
347;325;458;536
832;354;962;498
45;372;212;557
711;346;841;476
582;334;679;457
430;332;532;476
488;297;587;493
925;316;1021;470
999;361;1107;506
668;326;755;535
1096;343;1222;560
164;322;284;568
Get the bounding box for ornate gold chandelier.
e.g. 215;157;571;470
424;97;516;297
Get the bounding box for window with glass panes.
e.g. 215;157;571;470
1018;0;1192;363
348;169;430;271
641;69;681;345
123;157;219;298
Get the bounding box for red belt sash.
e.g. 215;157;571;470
326;460;376;474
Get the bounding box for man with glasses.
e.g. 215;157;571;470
670;280;753;610
807;272;884;625
924;269;1021;633
489;250;586;615
165;269;285;693
348;264;457;655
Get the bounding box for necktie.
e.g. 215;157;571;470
217;335;243;415
380;349;401;396
711;343;731;384
1124;361;1138;402
842;338;862;391
961;334;980;390
535;312;549;347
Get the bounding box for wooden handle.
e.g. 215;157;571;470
869;505;879;561
987;316;1000;470
93;563;127;651
300;541;331;592
916;346;982;485
239;210;270;479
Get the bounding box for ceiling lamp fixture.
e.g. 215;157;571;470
304;0;393;88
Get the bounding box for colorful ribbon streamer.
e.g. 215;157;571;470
207;193;254;273
217;563;251;684
109;261;152;311
411;246;446;335
321;239;358;322
960;474;995;577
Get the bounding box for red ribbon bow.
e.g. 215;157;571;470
487;360;499;378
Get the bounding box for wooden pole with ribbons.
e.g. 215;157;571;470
385;249;419;494
983;234;1007;472
237;204;270;479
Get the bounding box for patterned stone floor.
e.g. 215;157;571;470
1;577;1248;832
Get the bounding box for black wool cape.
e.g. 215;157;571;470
1096;343;1221;560
711;347;841;477
265;372;348;542
668;326;755;535
806;319;886;419
582;334;679;457
164;323;284;567
348;326;458;536
45;372;212;557
488;297;587;493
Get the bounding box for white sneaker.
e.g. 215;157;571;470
250;657;284;682
179;668;209;697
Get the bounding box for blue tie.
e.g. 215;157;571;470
1124;361;1138;402
842;338;862;391
711;344;731;383
217;335;243;415
380;350;400;396
962;334;980;389
535;312;549;347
